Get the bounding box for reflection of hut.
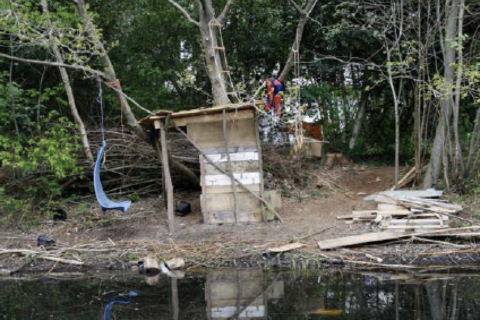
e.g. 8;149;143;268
140;101;273;225
205;269;284;319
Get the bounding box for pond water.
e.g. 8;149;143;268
0;269;479;319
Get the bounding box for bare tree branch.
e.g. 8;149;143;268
278;0;319;82
288;0;304;14
0;52;105;77
168;0;201;27
217;0;236;24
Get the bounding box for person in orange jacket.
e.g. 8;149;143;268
265;77;285;115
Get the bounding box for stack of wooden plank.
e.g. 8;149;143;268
337;189;462;233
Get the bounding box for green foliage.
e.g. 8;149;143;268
0;117;81;180
0;73;83;225
128;253;140;262
129;192;140;203
309;189;322;199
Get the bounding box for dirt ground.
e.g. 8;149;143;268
2;166;393;245
2;166;480;273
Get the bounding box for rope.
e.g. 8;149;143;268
97;78;105;143
293;28;303;153
106;79;125;135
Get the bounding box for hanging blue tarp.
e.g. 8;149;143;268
94;141;131;212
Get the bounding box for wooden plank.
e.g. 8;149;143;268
317;232;409;250
381;219;444;226
204;160;259;175
204;172;260;186
364;189;444;201
377;203;403;211
389;167;416;190
159;119;175;234
174;108;254;127
170;101;263;119
338;210;447;220
353;210;412;215
413;213;449;220
186;119;257;149
398;197;462;213
373;195;399;204
207;152;259;162
201;146;257;155
205;184;260;194
205;192;261;212
222;109;240;224
381;225;448;230
205;210;263;224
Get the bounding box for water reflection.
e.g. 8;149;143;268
103;290;138;320
0;269;479;319
205;269;284;319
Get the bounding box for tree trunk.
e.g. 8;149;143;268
198;21;231;105
413;84;422;182
76;0;199;186
349;89;369;150
452;0;465;183
423;0;459;188
8;37;19;137
40;0;93;164
465;107;480;179
386;48;401;188
168;0;237;106
278;0;319;82
159;120;175;234
76;0;146;141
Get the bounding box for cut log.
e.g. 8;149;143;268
165;257;185;270
144;255;160;274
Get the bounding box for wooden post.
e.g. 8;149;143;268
171;278;179;320
222;109;240;225
254;112;267;222
159;118;175;234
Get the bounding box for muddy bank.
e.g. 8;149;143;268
2;166;479;274
2;238;480;275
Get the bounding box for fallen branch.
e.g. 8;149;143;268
342;259;420;269
294;226;334;241
411;236;471;248
0;248;84;265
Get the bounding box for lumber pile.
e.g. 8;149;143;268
337;189;462;233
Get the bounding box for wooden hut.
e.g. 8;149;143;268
172;102;266;224
140;101;270;225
